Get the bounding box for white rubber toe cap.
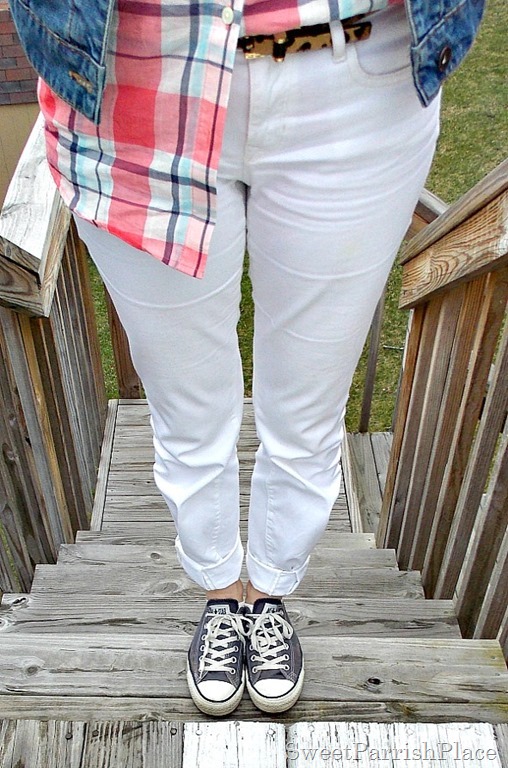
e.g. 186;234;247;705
197;680;237;703
252;679;294;697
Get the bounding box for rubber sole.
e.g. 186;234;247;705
187;667;246;717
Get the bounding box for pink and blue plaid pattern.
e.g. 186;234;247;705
40;0;404;278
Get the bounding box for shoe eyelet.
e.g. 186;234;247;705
199;644;205;651
283;665;290;671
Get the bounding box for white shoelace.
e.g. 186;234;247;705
199;612;250;675
248;613;294;673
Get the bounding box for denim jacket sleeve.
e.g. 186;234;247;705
8;0;486;123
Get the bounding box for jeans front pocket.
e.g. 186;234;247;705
346;4;413;88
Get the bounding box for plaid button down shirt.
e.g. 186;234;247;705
40;0;403;278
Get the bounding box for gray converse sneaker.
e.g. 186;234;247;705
187;599;249;716
245;598;304;713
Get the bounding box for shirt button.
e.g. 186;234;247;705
221;6;234;24
438;45;452;72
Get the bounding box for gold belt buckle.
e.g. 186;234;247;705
241;34;288;61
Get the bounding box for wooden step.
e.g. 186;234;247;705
287;722;507;767
98;503;351;531
0;635;505;717
29;563;425;599
75;530;376;549
1;720;506;767
0;719;186;768
0;594;460;638
0;695;507;724
56;544;398;570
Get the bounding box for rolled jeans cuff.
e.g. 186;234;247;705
246;545;310;596
175;534;244;590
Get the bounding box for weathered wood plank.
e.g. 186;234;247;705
182;722;285;768
30;564;425;599
114;403;152;426
114;398;258;429
0;464;34;594
370;432;392;497
83;720;183;768
501;610;508;666
0;698;507;724
359;289;386;434
474;523;508;641
0;115;71;317
346;434;382;534
75;530;376;549
402;159;508;265
0;308;72;555
0;719;184;768
408;276;489;571
0;594;459;638
0;321;54;577
380;298;441;552
0;720;86;768
377;306;425;548
287;722;502;767
31;309;90;534
100;502;352;532
457;423;508;637
49;231;106;499
495;724;508;768
434;320;508;600
102;498;351;533
342;433;363;533
90;400;119;532
400;190;508;309
422;268;508;593
397;286;464;569
55;544;398;571
0;635;505;704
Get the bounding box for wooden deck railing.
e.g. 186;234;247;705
378;159;508;655
0;115;506;668
0;116;107;591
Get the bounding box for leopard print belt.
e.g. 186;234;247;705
237;16;372;62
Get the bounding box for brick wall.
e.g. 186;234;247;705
0;1;38;105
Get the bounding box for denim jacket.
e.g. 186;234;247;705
9;0;485;124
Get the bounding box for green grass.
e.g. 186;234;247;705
90;0;507;428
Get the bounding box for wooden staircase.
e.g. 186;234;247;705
0;400;507;726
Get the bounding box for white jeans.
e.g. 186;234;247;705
77;5;440;595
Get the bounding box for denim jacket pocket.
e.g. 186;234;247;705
407;0;486;106
9;0;115;123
